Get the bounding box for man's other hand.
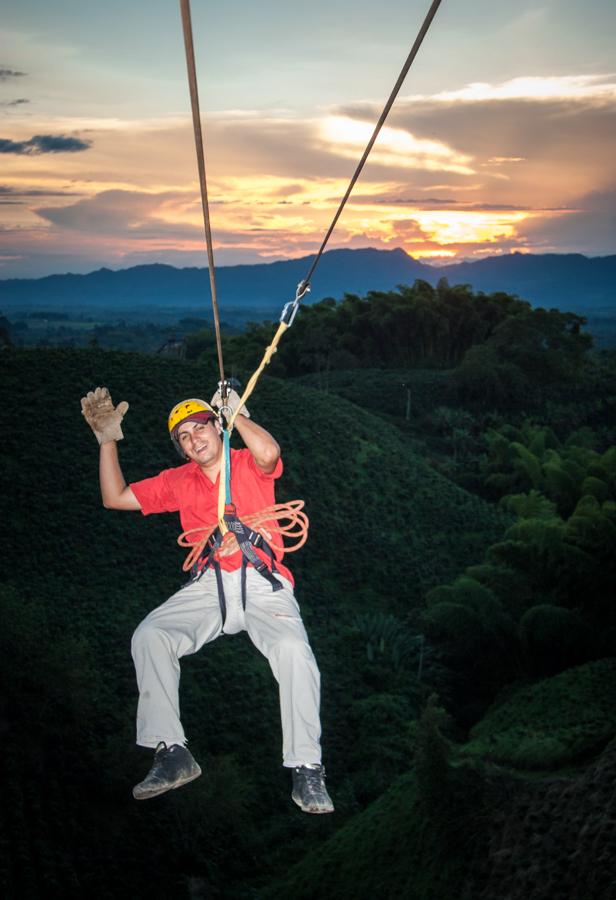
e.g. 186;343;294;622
210;386;250;419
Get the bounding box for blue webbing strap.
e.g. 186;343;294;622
223;428;232;505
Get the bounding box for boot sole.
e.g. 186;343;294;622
133;767;202;801
292;792;334;814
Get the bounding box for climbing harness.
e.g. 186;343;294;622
178;502;309;627
178;500;309;572
184;509;283;626
175;414;309;619
176;0;442;606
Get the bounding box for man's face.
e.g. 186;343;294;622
176;417;222;467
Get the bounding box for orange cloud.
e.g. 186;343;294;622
2;69;615;276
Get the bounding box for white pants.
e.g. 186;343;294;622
131;567;322;767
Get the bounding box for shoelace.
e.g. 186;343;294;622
154;742;183;757
150;742;187;777
148;743;170;776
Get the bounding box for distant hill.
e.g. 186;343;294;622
1;247;614;316
440;252;616;313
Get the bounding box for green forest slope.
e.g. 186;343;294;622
0;347;508;898
264;659;616;900
2;282;615;900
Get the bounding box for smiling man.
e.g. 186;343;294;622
80;386;333;814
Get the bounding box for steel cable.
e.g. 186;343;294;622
301;0;443;290
179;0;443;397
179;0;227;392
176;0;442;558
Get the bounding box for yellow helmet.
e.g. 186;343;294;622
168;398;216;442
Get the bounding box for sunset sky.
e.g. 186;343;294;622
1;0;615;278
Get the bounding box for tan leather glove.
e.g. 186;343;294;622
80;386;129;444
210;386;250;419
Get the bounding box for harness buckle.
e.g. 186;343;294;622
248;530;263;548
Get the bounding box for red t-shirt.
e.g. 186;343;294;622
130;448;293;584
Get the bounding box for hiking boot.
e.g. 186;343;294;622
291;764;334;814
133;742;202;800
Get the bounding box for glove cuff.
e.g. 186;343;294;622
98;423;125;445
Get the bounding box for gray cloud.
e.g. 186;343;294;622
333;93;616;208
0;184;83;198
32;188;328;264
34;189;192;236
348;193;535;211
270;182;306;198
0;134;92;155
517;188;616;256
0;68;26;81
392;98;615;164
1;98;30;107
208;119;358;181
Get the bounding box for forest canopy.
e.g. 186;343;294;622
1;276;615;899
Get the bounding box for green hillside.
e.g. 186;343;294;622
296;367;453;423
465;657;616;769
2;279;615;899
1;349;505;590
0;347;508;897
264;659;616;900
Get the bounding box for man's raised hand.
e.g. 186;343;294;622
210;386;250;420
81;386;129;445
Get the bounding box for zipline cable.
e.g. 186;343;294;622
177;0;443;539
226;0;443;429
300;0;443;290
179;0;227;395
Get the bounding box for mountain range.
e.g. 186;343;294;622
1;248;614;316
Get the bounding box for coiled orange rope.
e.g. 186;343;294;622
177;500;309;572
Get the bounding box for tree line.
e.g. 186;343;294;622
185;279;589;396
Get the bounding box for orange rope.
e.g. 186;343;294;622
177;500;309;572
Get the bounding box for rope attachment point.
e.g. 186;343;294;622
280;280;311;327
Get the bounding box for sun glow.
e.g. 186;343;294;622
410;209;531;244
335;201;534;254
412;249;457;259
215;174;367;208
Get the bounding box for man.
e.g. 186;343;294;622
80;385;333;814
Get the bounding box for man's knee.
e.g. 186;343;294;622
131;619;162;658
274;634;318;668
